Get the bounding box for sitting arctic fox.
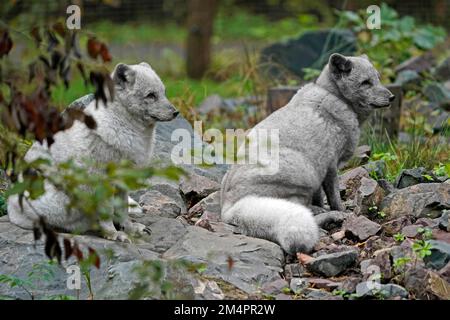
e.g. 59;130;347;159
7;62;178;242
220;53;394;254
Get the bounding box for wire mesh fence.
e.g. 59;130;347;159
1;0;449;29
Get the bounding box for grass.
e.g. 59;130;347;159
86;10;318;45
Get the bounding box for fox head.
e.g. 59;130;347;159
111;62;178;125
326;53;394;114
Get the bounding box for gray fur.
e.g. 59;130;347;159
7;63;178;242
221;54;393;254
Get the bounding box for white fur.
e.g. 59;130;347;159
7;62;177;242
222;196;319;254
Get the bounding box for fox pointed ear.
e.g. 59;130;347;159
139;62;151;68
329;53;352;76
113;63;136;88
360;54;369;60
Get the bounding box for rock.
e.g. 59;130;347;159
381;183;450;219
344;215;381;241
339;167;370;199
373;251;393;281
331;230;346;241
188;191;221;222
275;293;292;300
423;240;450;270
404;267;450;300
377;179;395;195
435;56;450;81
314;211;349;231
401;224;421;238
395;53;434;74
424;82;450;110
192;278;225;300
260;29;356;79
138;218;188;253
138;189;183;220
260;278;289;295
289;277;308;294
306;249;358;277
439;210;449;231
338;276;362;293
307;278;341;291
432;229;450;243
284;263;306;281
362;160;386;180
0;217;173;300
152;108;228;183
439;261;450;281
394;70;421;89
163;226;284;294
356;177;385;214
356;282;408;299
382;216;414;236
395;167;439;189
180;172;220;208
354;145;371;164
304;289;344;300
197;94;223;114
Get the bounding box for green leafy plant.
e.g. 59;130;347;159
412;240;433;259
433;162;450;177
336;3;446;81
417;227;433;241
0;192;6;216
394;233;406;242
393;257;412;272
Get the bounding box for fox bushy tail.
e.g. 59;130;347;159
221;196;319;254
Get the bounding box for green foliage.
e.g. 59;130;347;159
337;3;446;81
417;227;433;241
433;162;450;177
0;192;6;216
412;240;433;259
393;233;406;242
393;257;412;272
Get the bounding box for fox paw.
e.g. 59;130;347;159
105;231;132;243
124;221;151;237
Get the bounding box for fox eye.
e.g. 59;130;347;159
146;92;158;101
361;79;372;86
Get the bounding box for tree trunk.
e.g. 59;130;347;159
186;0;217;79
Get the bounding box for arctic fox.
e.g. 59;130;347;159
221;53;394;254
8;62;178;242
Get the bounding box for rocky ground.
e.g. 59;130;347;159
0;97;449;299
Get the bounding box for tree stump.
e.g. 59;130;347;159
186;0;217;79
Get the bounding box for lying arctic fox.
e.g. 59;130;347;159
8;62;178;242
221;53;394;254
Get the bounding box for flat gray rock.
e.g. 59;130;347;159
163;226;284;294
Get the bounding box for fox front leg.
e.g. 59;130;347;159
312;188;324;207
322;166;344;211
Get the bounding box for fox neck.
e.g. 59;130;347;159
316;67;372;126
89;101;155;165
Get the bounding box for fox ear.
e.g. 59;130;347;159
360;54;369;60
113;63;136;88
329;53;352;76
139;62;151;68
